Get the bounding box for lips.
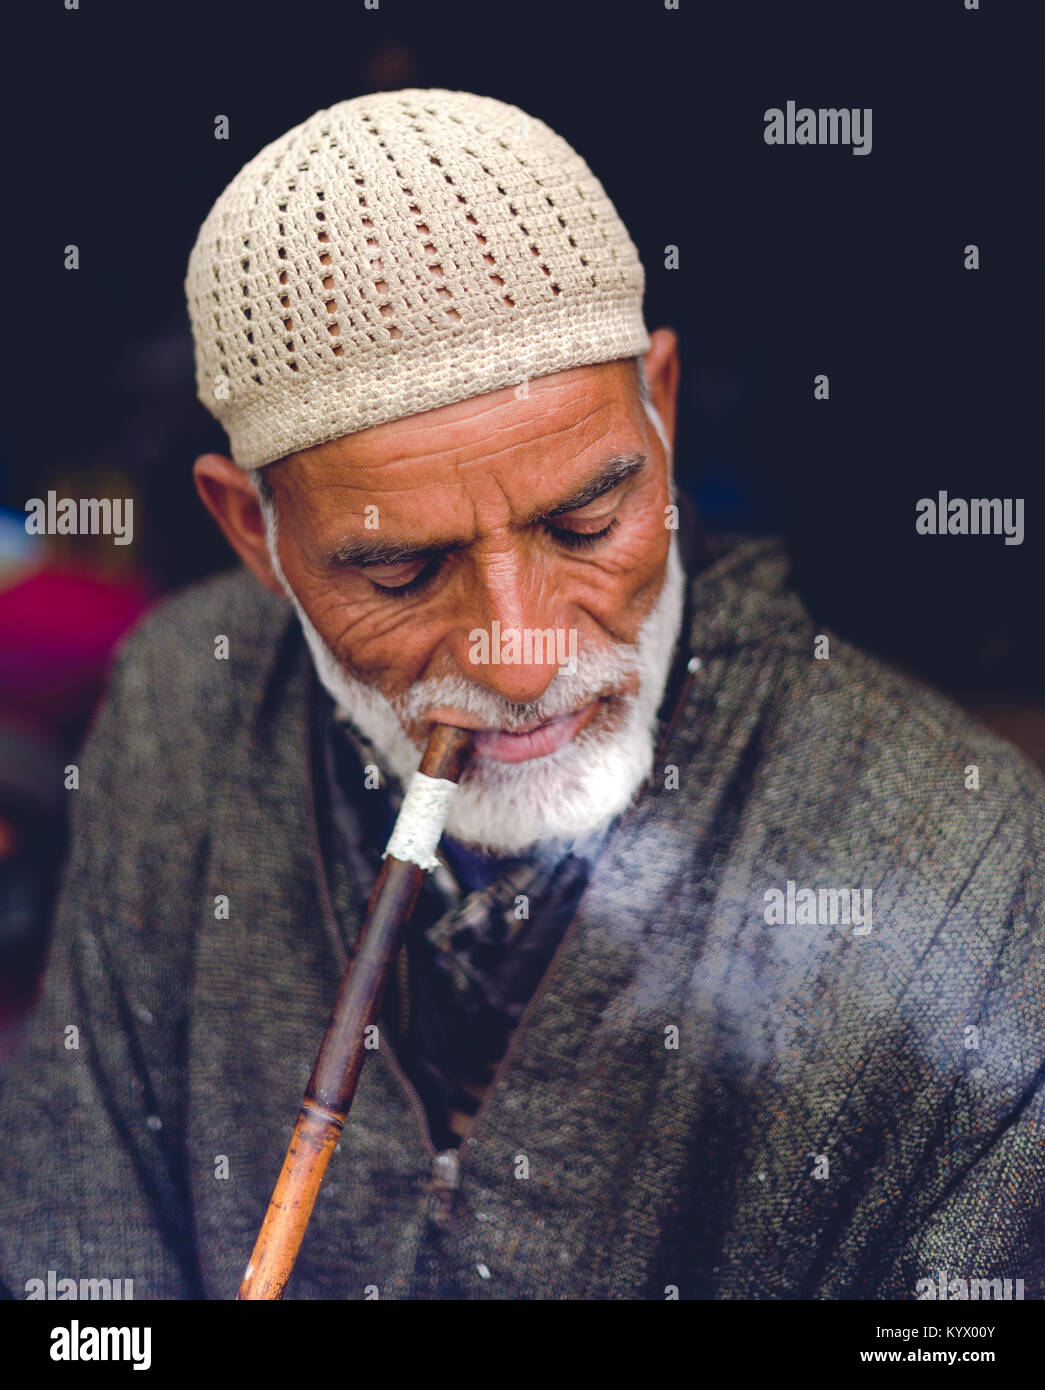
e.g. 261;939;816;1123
428;698;604;763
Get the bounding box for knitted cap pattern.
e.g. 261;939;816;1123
185;89;650;469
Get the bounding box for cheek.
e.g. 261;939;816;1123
574;507;673;640
291;573;442;688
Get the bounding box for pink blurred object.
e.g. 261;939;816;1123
0;562;154;1055
0;564;153;748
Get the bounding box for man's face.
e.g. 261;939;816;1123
255;357;686;852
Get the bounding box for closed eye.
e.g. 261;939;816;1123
546;516;620;550
369;515;621;598
370;555;445;599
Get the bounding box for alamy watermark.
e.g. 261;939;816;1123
26;1270;134;1300
916;493;1024;546
764;880;873;935
468;621;578;674
916;1269;1024;1301
50;1321;151;1371
24;491;133;546
763;102;872;156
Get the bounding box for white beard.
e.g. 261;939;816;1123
261;505;687;856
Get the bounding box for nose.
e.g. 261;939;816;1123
448;545;570;707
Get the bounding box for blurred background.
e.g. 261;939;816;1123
1;0;1042;1049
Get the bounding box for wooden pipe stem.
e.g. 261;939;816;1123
237;722;474;1300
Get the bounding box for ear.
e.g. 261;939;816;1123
192;454;285;597
642;327;681;451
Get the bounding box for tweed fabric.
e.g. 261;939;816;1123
0;536;1043;1300
184;89;650;469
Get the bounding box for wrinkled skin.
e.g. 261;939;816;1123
193;328;693;754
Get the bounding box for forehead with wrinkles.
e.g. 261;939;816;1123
262;359;650;551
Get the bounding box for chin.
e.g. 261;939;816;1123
440;701;656;854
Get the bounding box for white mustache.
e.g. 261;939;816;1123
392;643;640;732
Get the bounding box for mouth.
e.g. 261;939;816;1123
425;697;605;763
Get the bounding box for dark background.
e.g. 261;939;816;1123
3;0;1042;719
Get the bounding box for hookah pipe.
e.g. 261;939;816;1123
238;723;475;1300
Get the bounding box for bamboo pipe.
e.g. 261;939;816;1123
238;722;475;1300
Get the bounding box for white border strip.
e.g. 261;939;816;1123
381;772;460;872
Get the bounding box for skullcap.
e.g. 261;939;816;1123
185;89;650;469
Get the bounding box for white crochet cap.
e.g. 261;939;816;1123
185;89;650;470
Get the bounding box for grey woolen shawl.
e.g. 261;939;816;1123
1;534;1042;1300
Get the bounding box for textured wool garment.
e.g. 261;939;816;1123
0;535;1043;1299
184;90;650;469
319;693;614;1152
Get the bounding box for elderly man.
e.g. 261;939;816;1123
1;90;1043;1303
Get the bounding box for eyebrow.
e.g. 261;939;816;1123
325;452;647;568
